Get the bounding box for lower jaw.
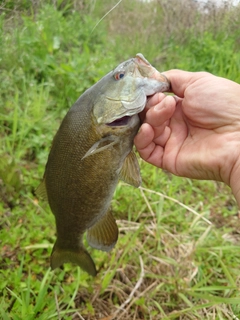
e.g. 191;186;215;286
107;116;132;127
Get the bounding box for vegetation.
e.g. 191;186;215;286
1;0;240;319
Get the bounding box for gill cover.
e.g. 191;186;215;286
93;54;170;125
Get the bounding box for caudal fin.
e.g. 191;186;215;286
50;242;97;277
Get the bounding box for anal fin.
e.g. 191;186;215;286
87;210;118;252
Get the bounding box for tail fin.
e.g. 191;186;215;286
50;242;97;277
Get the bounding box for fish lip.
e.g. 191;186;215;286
135;53;151;66
135;53;170;89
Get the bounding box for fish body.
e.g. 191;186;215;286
37;53;170;276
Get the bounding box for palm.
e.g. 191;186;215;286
163;98;240;184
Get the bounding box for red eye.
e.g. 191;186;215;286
115;72;125;80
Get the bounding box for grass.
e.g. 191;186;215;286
1;0;240;319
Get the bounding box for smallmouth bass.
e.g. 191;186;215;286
37;53;170;276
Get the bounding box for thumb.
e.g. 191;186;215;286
163;69;208;98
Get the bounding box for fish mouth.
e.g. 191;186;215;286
106;116;132;127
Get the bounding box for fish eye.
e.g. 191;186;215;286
114;72;125;80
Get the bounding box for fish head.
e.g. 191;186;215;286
92;53;170;133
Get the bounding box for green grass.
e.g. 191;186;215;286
1;0;240;319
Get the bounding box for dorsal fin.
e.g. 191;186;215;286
35;178;48;202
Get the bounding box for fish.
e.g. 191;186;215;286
36;53;170;276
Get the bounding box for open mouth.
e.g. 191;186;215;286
107;116;132;127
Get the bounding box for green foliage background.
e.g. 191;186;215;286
1;0;240;319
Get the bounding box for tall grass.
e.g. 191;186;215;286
1;0;240;319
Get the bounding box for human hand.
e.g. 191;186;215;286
134;70;240;205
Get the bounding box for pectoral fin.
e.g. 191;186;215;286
35;178;48;202
87;210;118;252
119;151;141;187
50;241;97;277
82;136;119;160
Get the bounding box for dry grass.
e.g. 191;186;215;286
99;0;240;42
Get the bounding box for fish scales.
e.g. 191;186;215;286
36;53;170;276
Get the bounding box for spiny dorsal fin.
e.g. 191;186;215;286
35;178;48;202
87;209;118;252
119;150;141;187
